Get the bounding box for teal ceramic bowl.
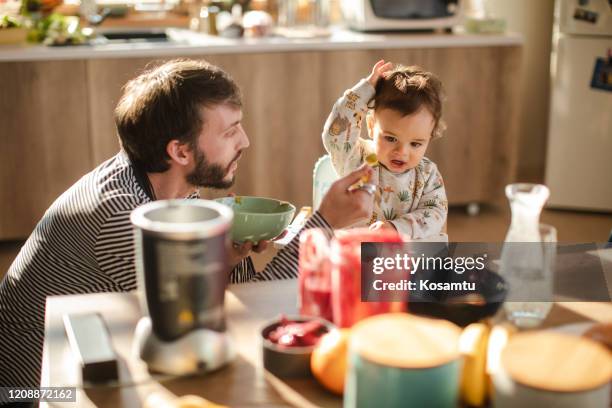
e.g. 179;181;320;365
215;196;296;243
344;314;462;408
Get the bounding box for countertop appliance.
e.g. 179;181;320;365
130;200;236;375
545;0;612;212
341;0;463;32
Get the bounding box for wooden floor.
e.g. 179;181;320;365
448;204;612;242
1;205;611;280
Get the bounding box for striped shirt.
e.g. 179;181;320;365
0;151;332;388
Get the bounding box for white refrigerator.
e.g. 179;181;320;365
545;0;612;212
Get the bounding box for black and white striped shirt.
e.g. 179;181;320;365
0;151;332;388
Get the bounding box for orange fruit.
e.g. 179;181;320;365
310;328;351;395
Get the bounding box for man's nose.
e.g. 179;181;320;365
238;125;250;150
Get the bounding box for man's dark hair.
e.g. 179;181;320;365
115;59;242;172
373;65;445;139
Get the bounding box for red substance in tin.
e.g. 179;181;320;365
267;316;328;347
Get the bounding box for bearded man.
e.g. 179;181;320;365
0;59;375;388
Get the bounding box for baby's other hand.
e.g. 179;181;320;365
367;60;394;87
369;221;397;231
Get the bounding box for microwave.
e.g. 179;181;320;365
341;0;463;32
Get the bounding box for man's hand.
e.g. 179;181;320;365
228;241;252;268
318;164;375;229
367;59;394;88
227;230;287;268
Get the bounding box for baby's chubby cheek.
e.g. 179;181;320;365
373;144;391;164
375;149;399;170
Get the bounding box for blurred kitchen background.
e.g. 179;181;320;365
1;0;611;275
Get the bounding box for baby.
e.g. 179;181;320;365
322;60;448;239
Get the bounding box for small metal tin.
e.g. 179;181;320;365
261;315;335;378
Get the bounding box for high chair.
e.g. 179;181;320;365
313;155;338;211
312;154;447;240
275;155;448;248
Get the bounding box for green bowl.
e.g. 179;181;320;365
214;196;296;243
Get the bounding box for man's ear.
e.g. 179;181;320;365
166;140;192;167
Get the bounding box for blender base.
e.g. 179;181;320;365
133;316;236;376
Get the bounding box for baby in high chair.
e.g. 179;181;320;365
322;60;448;239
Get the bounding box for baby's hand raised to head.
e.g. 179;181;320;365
367;59;394;88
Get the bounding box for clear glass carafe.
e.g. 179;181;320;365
500;184;556;328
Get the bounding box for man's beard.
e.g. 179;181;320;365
186;148;240;189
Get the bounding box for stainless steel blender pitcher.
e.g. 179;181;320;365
131;199;236;375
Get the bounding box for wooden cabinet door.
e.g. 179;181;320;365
320;46;521;206
0;47;520;239
86;58;153;165
0;61;91;239
205;52;326;208
88;54;327;210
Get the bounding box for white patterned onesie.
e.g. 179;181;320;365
321;79;448;239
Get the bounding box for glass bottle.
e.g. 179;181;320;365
278;0;329;29
330;229;406;328
298;228;333;321
500;183;557;328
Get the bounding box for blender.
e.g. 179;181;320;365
130;199;236;375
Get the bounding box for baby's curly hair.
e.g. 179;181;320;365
373;65;446;139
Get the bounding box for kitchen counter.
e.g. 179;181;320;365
0;27;522;62
41;280;329;408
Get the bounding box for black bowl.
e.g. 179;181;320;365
408;267;508;327
261;315;335;378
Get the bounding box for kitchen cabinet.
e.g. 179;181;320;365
320;46;521;208
0;36;522;239
0;60;91;239
86;52;326;208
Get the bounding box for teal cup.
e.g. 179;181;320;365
214;196;296;243
344;314;462;408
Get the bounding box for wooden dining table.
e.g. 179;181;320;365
40;248;612;408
